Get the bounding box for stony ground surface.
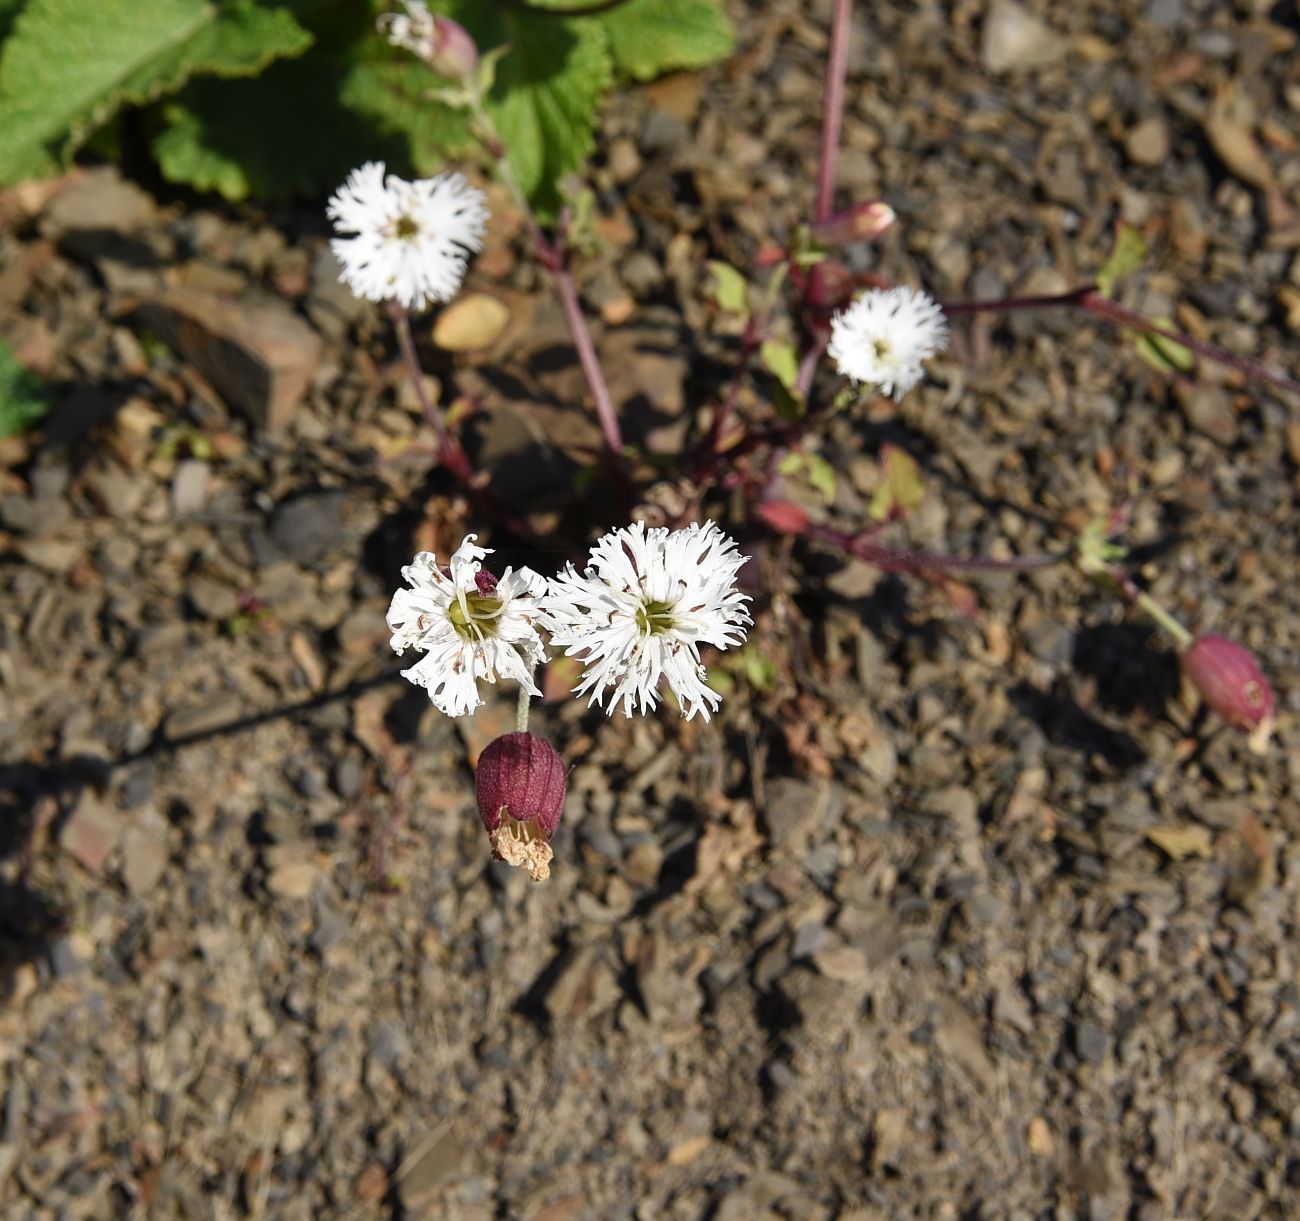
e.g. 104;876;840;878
2;0;1299;1216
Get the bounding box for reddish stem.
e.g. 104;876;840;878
809;522;1060;577
542;234;626;458
814;0;853;224
942;285;1300;398
388;302;476;485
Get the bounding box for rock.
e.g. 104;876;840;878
41;167;155;236
58;794;120;873
119;809;169;895
1074;1020;1108;1064
432;292;511;351
163;692;243;740
186;575;239;621
1204;108;1275;191
171;460;211;517
128;289;322;432
1126;116;1170;167
980;0;1066;74
266;859;319;900
1176;383;1238;447
0;495;71;536
268;491;346;567
395;1122;471;1210
761;778;841;851
84;461;148;519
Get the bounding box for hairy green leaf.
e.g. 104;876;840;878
0;337;51;438
598;0;733;81
0;0;311;183
155;1;470;200
454;4;611;218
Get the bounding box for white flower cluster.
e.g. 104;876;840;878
388;523;751;721
828;285;948;399
327;161;488;310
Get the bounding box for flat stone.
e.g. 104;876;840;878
119;809;170;895
41;167;155;235
58;794;120;873
128;289;322;432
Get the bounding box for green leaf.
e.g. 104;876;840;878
1096;222;1147;298
759;338;799;391
0;0;311;183
458;4;611;219
778;450;836;504
707;260;749;314
597;0;734;81
0;337;51;438
1134;318;1194;375
772;382;804;421
805;453;837;505
868;444;926;522
155;2;471;200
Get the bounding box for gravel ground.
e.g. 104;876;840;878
2;0;1299;1217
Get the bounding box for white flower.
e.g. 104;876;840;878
544;521;751;721
327;161;488;310
378;1;434;57
828;286;948;399
388;535;545;717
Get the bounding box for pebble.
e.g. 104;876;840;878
1126;116;1170;166
980;0;1066;74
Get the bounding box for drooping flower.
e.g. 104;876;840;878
1181;633;1275;751
476;732;567;881
327;161;488;310
379;4;478;79
543;521;751;720
828;285;948;399
387;535;545;717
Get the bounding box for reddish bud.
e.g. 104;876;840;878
426;17;479;80
804;259;855;313
1181;634;1275;746
810;201;897;248
757;500;810;536
475;732;567;881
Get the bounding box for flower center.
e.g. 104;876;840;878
393;213;421;241
636;598;677;637
448;591;502;641
873;338;892;360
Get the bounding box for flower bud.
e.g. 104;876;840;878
811;201;897;248
1181;634;1275;748
381;6;479;80
426;17;479;80
475;732;566;881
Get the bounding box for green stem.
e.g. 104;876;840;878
1101;564;1194;650
515;681;532;733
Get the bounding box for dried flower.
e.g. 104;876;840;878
543;521;751;720
387;535;545;717
1181;633;1275;750
327;161;488;310
476;732;567;881
380;4;479;79
828;285;948;399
